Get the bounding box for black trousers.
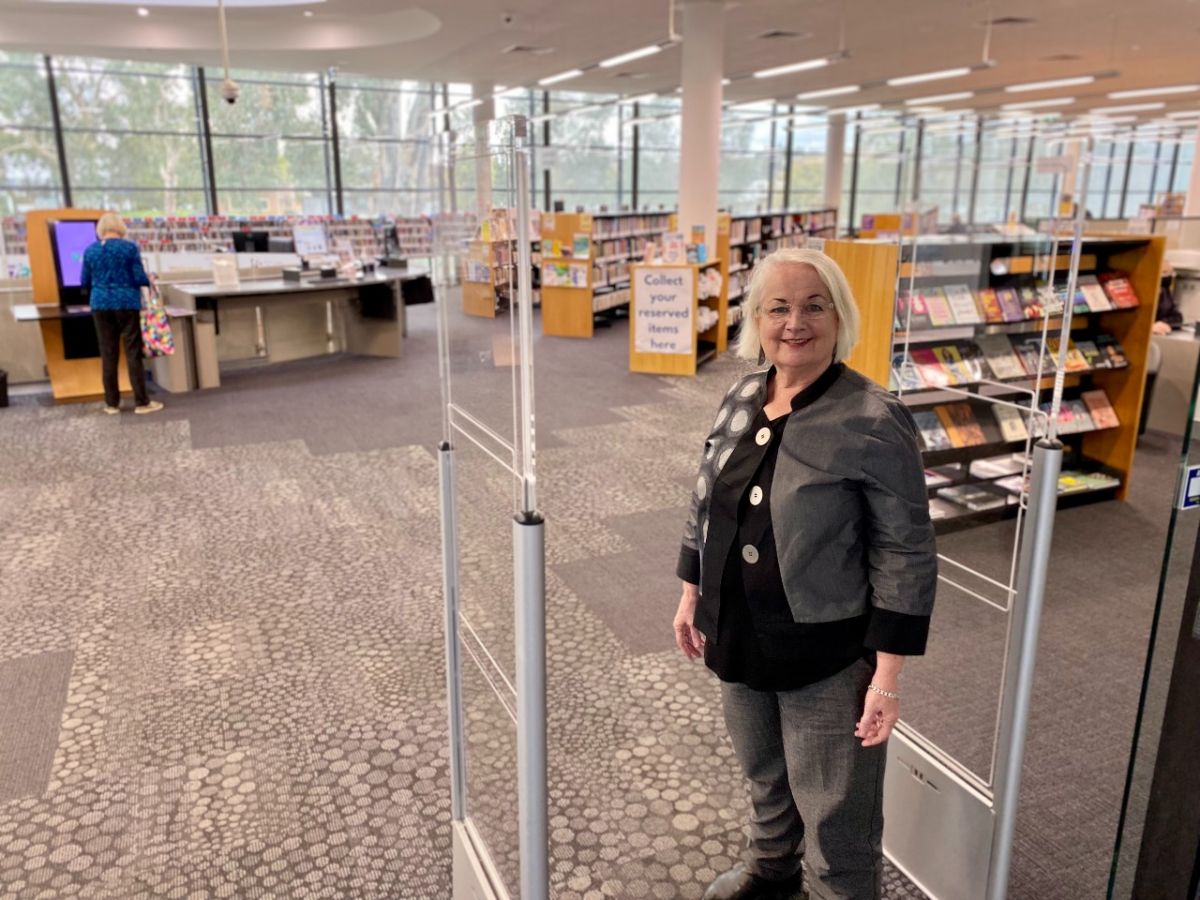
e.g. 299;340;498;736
92;310;149;408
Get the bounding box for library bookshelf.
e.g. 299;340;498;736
844;233;1165;529
539;211;671;338
460;209;542;319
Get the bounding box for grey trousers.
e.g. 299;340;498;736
720;659;885;900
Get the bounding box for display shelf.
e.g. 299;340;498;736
844;232;1165;519
460;208;542;318
540;211;671;337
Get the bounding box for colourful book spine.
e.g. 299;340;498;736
944;284;982;325
923;288;957;327
976;288;1006;323
995;288;1026;323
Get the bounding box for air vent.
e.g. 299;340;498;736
1041;53;1081;62
990;16;1036;26
501;45;555;56
757;29;811;40
611;71;650;80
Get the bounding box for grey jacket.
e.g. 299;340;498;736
677;363;937;649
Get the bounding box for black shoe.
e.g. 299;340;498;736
702;863;806;900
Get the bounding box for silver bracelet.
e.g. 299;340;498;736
868;683;900;700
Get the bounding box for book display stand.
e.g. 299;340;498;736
874;233;1165;530
461;209;542;319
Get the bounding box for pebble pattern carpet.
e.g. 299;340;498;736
0;302;1176;898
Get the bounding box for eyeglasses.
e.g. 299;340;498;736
762;300;833;321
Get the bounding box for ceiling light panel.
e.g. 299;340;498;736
887;67;971;87
753;57;831;79
538;69;583;86
598;45;662;68
1001;97;1075;110
1005;75;1094;93
1089;102;1166;114
1107;84;1199;99
904;92;973;106
797;84;860;100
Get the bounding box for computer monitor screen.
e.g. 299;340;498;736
50;220;98;289
232;230;270;253
293;223;329;256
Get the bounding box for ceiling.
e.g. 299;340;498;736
3;0;1200;123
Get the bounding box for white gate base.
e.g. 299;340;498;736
883;728;995;900
452;819;511;900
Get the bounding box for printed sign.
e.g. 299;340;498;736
634;266;694;355
1180;465;1200;510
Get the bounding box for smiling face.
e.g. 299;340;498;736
756;262;840;382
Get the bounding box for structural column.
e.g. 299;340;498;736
677;0;724;257
471;83;495;214
1184;128;1200;216
824;117;846;214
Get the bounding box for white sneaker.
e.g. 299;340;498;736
134;401;164;415
103;405;120;415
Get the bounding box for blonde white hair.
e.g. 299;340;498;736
96;212;127;238
734;247;860;364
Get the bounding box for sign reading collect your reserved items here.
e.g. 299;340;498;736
633;266;694;355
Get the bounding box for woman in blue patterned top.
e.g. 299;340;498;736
81;212;162;414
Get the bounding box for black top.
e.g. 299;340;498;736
703;405;872;691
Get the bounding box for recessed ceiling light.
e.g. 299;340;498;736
1001;97;1075;110
1107;84;1200;99
887;67;971;87
538;68;583;86
825;103;881;116
797;84;860;100
721;78;731;86
599;45;662;68
137;6;148;14
303;9;312;15
1005;75;1094;93
753;57;832;79
1090;102;1166;114
1167;110;1200;119
904;91;974;106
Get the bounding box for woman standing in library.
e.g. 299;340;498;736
672;248;936;900
82;212;162;414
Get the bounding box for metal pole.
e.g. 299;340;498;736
513;118;538;515
327;70;345;216
515;514;547;900
987;439;1064;900
439;444;467;822
43;55;72;207
194;67;219;215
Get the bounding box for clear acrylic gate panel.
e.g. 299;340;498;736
433;115;538;897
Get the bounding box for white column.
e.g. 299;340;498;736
471;83;495;215
824;118;846;214
677;0;724;258
1184;128;1200;216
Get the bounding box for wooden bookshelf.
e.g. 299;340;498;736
460;208;543;319
540;211;672;338
838;233;1164;524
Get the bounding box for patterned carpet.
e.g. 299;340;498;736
0;298;1180;898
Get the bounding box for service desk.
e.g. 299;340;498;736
13;304;198;402
1147;326;1200;436
163;269;425;389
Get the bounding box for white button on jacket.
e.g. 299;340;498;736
742;545;759;564
755;427;771;446
749;486;764;506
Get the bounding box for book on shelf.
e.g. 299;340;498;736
976;288;1006;324
912;410;953;450
891;351;925;390
935;403;988;448
1075;339;1105;369
1068;470;1122;491
898;290;933;330
1081;389;1120;429
1099;272;1140;309
976;334;1028;380
995;288;1026;323
1095;334;1130;368
928;497;964;520
937;483;1009;511
1066;399;1096;431
956;342;988;382
924;466;959;488
970;454;1027;479
944;284;982;325
923;288;957;328
994;473;1029;496
1036;284;1064;317
992;404;1030;442
1077;275;1113;312
932;345;975;384
1012;336;1056;375
910;348;952;387
1046;336;1090;373
1018;287;1045;320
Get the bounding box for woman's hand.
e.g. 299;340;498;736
673;582;706;659
855;652;904;747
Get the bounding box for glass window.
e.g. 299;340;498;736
545;92;621;211
788;121;827;210
207;68;330;214
1173;136;1195;193
0;53;61;213
53;57;205;217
